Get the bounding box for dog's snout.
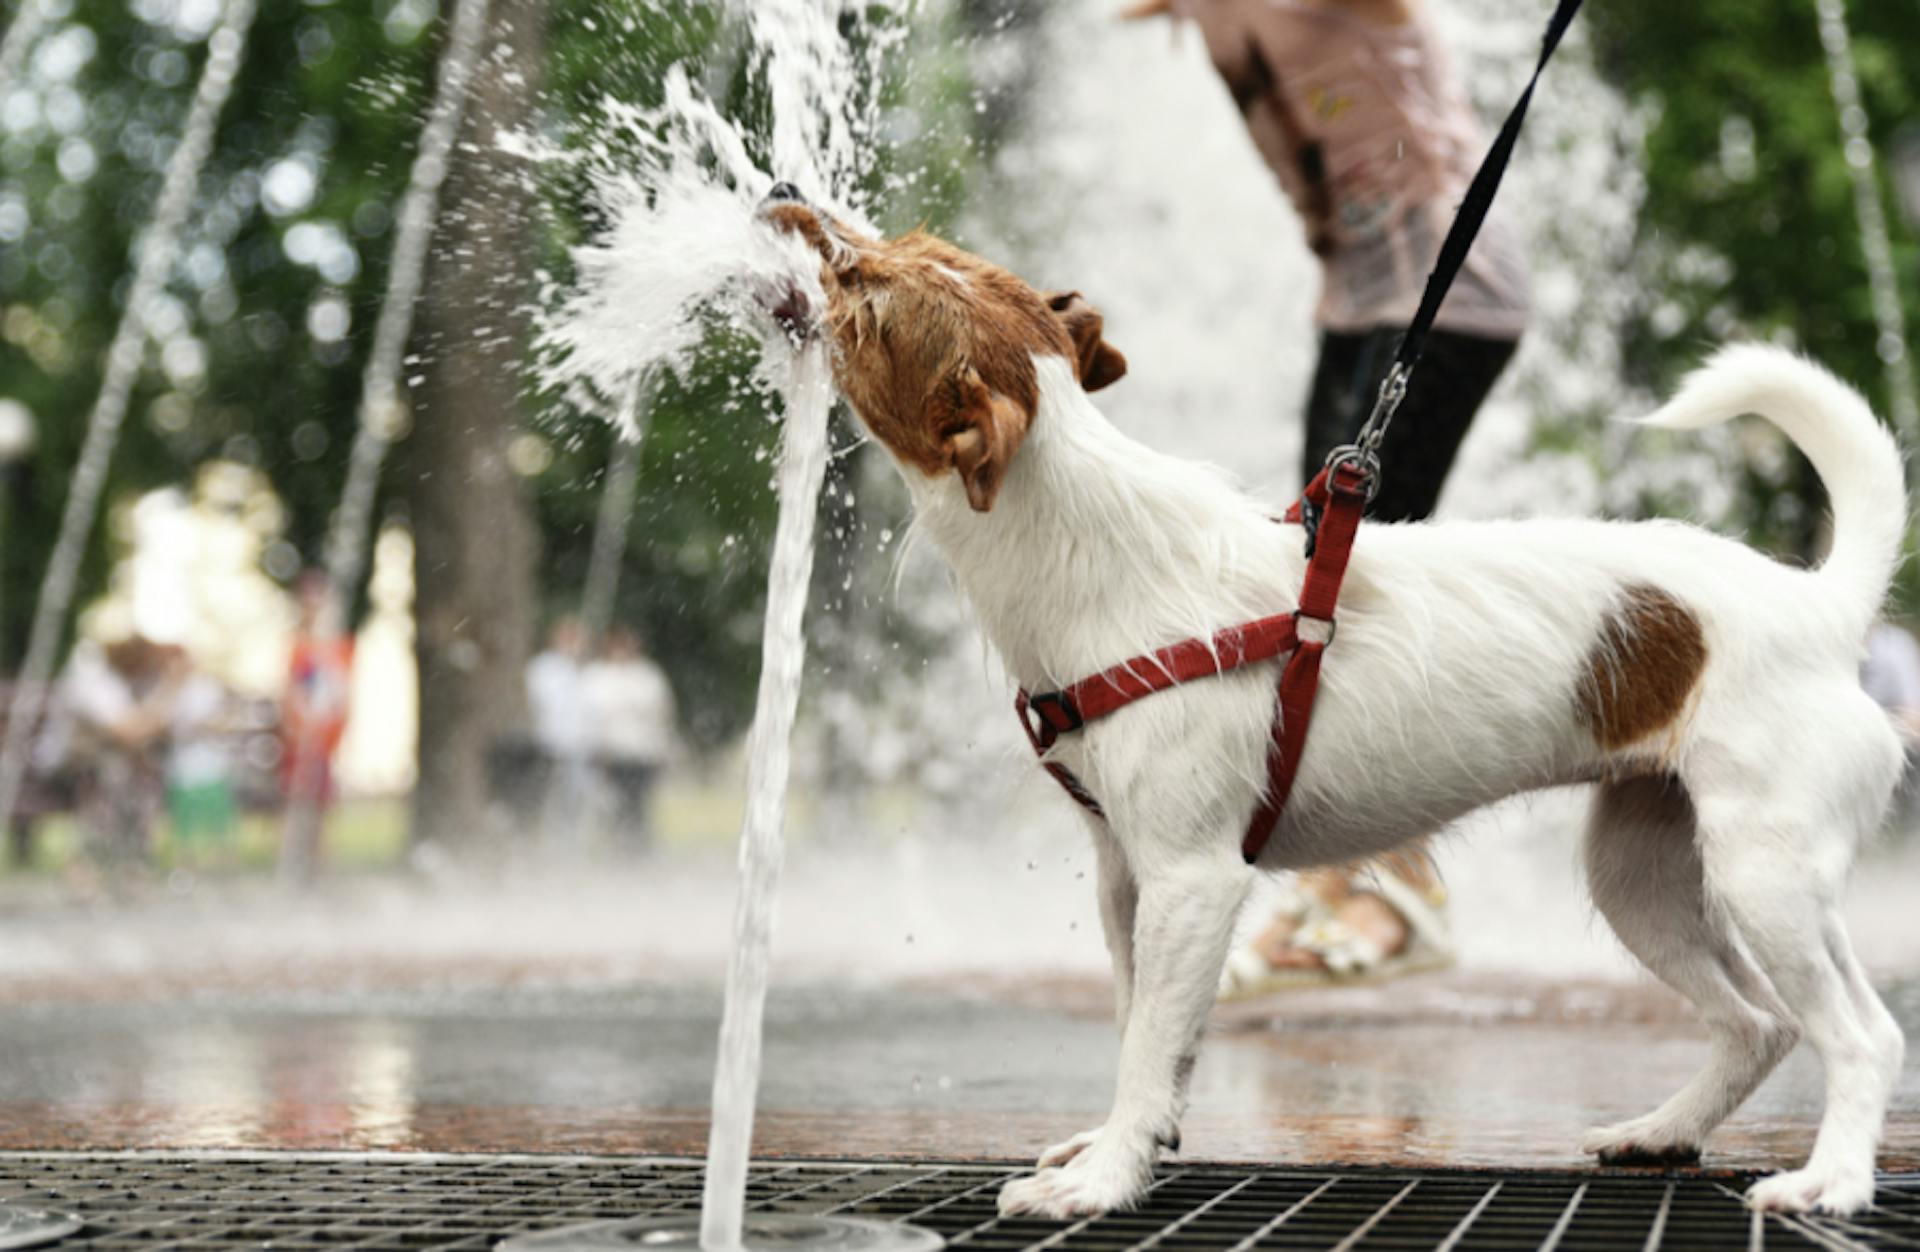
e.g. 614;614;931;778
765;180;804;205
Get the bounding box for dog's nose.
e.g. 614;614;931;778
765;180;804;204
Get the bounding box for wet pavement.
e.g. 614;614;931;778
0;825;1914;1180
0;971;1914;1174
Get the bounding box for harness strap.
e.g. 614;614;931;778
1014;689;1108;817
1240;460;1367;862
1014;460;1368;863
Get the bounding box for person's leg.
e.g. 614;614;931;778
1343;332;1517;919
281;757;330;883
1363;329;1520;523
615;763;658;851
1300;330;1376;485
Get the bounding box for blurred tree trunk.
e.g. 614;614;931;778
405;0;547;855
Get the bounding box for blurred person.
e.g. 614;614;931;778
1127;0;1530;993
8;675;73;869
526;616;590;758
59;634;181;867
164;649;239;858
1861;619;1920;829
584;626;677;850
1862;619;1920;742
281;571;352;880
525;615;592;843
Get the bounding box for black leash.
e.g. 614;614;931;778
1333;0;1587;486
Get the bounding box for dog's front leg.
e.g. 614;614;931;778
1094;829;1139;1030
1036;828;1140;1171
1001;853;1249;1219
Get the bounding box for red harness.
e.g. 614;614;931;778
1014;461;1369;865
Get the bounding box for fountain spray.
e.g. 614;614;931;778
513;3;940;1248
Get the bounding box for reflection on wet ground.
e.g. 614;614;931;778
0;973;1913;1172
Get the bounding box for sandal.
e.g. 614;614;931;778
1217;864;1456;1000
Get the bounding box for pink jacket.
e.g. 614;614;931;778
1178;0;1529;339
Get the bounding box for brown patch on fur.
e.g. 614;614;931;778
1578;584;1708;751
1046;291;1128;391
762;201;1122;511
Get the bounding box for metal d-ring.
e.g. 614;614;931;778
1323;444;1381;502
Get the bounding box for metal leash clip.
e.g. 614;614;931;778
1354;362;1409;458
1321;360;1408;508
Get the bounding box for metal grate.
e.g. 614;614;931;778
0;1154;1912;1251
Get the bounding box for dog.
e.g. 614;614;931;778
758;183;1909;1219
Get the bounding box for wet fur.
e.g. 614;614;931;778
764;203;1910;1221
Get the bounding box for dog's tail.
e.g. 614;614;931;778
1641;343;1908;635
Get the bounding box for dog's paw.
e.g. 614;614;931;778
1036;1124;1177;1169
1746;1166;1876;1217
1037;1127;1104;1169
1582;1118;1702;1166
997;1147;1152;1221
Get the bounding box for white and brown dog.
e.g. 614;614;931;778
761;185;1909;1220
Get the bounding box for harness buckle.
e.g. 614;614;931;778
1298;496;1323;559
1025;690;1084;746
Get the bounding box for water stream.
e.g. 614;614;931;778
282;0;494;882
699;345;835;1252
526;8;879;1243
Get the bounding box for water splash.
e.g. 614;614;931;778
321;0;492;622
530;95;842;1240
525;7;906;1248
528;65;836;427
1813;0;1919;442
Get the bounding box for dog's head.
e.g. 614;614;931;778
759;183;1126;512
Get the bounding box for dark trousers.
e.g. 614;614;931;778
1301;327;1520;523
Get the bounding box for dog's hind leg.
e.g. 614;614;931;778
1000;847;1249;1219
1036;826;1142;1170
1692;698;1905;1216
1581;777;1798;1165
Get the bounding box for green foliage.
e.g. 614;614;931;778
0;0;437;658
1589;0;1920;573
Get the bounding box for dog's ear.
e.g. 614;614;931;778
942;366;1032;512
1045;291;1128;392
